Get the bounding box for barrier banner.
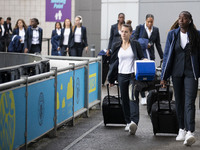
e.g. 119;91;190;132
74;68;85;112
0;87;26;150
27;79;55;142
57;71;73;124
89;62;99;103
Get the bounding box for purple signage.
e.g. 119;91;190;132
46;0;71;22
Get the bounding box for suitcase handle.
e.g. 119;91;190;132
155;84;171;111
106;83;120;105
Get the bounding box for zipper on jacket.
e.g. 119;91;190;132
190;52;197;80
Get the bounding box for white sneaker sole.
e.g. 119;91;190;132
176;138;185;141
184;136;196;146
125;128;129;132
129;123;137;135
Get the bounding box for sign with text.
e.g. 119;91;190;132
46;0;71;22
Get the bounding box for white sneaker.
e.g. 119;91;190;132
176;129;186;141
141;97;147;105
129;121;137;135
125;123;130;131
183;131;196;146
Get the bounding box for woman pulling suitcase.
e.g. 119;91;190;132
108;24;146;135
161;11;200;146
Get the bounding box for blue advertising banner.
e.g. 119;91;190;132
46;0;71;22
89;62;99;103
74;68;85;112
0;87;26;150
57;71;73;124
27;79;55;142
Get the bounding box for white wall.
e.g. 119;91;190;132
0;0;75;55
139;0;200;65
101;0;200;65
101;0;139;50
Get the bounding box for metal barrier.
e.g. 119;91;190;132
0;52;50;84
0;55;102;150
42;38;51;55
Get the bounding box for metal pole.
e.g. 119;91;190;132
25;76;28;150
48;39;50;55
52;67;58;136
98;56;102;109
69;63;75;126
90;45;95;57
85;60;90;117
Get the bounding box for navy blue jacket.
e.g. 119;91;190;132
12;28;27;37
108;40;144;84
70;26;88;48
107;23;121;50
12;28;19;35
133;24;163;60
59;28;72;47
4;21;12;33
161;28;200;80
51;35;61;56
51;29;62;38
8;35;22;52
24;27;43;52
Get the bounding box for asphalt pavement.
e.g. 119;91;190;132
27;84;200;150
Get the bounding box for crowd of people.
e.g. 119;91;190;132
107;11;200;147
0;16;88;57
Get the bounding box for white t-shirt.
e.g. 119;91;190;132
118;45;135;74
74;27;82;43
63;28;70;45
180;31;189;49
19;28;25;43
32;29;39;44
145;23;153;39
1;25;5;36
56;29;61;36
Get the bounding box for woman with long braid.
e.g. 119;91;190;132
161;11;200;146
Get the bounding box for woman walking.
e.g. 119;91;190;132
161;11;200;146
108;24;145;135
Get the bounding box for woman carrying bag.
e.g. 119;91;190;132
108;24;146;135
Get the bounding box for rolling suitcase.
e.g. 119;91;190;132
147;88;173;115
102;84;126;126
150;85;179;135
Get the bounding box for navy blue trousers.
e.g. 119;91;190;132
172;76;198;132
70;43;83;57
118;73;139;124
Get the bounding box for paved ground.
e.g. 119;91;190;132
27;84;200;150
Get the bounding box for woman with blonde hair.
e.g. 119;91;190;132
70;16;88;56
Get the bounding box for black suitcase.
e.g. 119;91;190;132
150;85;179;135
102;84;126;126
147;88;173;115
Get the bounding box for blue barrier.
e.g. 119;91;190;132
0;56;102;150
27;79;55;142
0;87;26;150
89;62;99;104
74;68;85;112
57;71;73;124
